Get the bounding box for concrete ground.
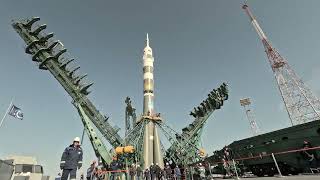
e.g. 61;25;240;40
213;175;320;180
240;175;320;179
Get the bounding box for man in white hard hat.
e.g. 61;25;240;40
60;137;83;180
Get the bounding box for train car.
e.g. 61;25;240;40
208;120;320;177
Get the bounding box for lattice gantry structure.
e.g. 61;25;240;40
12;17;123;167
164;83;228;165
242;4;320;126
12;17;229;169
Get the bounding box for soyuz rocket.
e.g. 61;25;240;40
142;34;164;169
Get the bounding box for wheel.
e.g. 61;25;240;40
289;167;299;175
267;172;275;177
256;172;264;177
267;167;275;177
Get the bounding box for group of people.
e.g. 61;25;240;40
55;137;184;180
128;163;182;180
85;162;182;180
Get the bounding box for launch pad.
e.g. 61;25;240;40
12;17;229;171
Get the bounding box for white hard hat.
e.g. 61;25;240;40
74;137;81;142
156;163;159;165
199;163;202;166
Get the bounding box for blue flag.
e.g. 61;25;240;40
8;105;23;120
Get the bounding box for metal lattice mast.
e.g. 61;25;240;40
242;4;320;126
240;98;260;136
165;83;229;165
12;17;124;148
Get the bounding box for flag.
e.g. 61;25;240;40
8;105;23;120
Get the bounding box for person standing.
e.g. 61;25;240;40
129;164;137;180
164;163;172;180
198;163;206;180
60;137;83;180
150;163;157;180
174;166;181;180
301;141;319;169
110;159;119;180
86;160;97;180
136;164;143;180
155;163;161;179
144;168;151;180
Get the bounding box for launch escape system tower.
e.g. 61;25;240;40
12;17;229;169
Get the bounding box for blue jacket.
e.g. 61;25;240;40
60;145;83;169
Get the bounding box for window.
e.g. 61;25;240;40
34;165;43;174
15;164;33;173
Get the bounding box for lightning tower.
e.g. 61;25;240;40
242;3;320;126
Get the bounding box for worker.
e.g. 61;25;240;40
154;163;161;179
136;164;143;180
149;163;156;180
174;166;181;180
144;168;151;180
129;163;137;180
164;163;172;179
109;160;119;180
60;137;83;180
301;140;319;169
198;163;206;180
86;160;97;180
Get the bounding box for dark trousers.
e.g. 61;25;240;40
61;168;77;180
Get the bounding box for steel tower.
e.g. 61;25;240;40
242;4;320;126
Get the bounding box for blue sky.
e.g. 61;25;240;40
1;0;320;178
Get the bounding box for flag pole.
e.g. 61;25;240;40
0;98;14;129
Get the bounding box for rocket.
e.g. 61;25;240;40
143;33;155;115
142;34;164;169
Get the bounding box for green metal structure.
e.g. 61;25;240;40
12;17;229;168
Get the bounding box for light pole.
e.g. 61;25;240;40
240;98;260;136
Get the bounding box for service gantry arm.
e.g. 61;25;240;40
12;17;124;149
165;83;229;165
75;103;112;166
